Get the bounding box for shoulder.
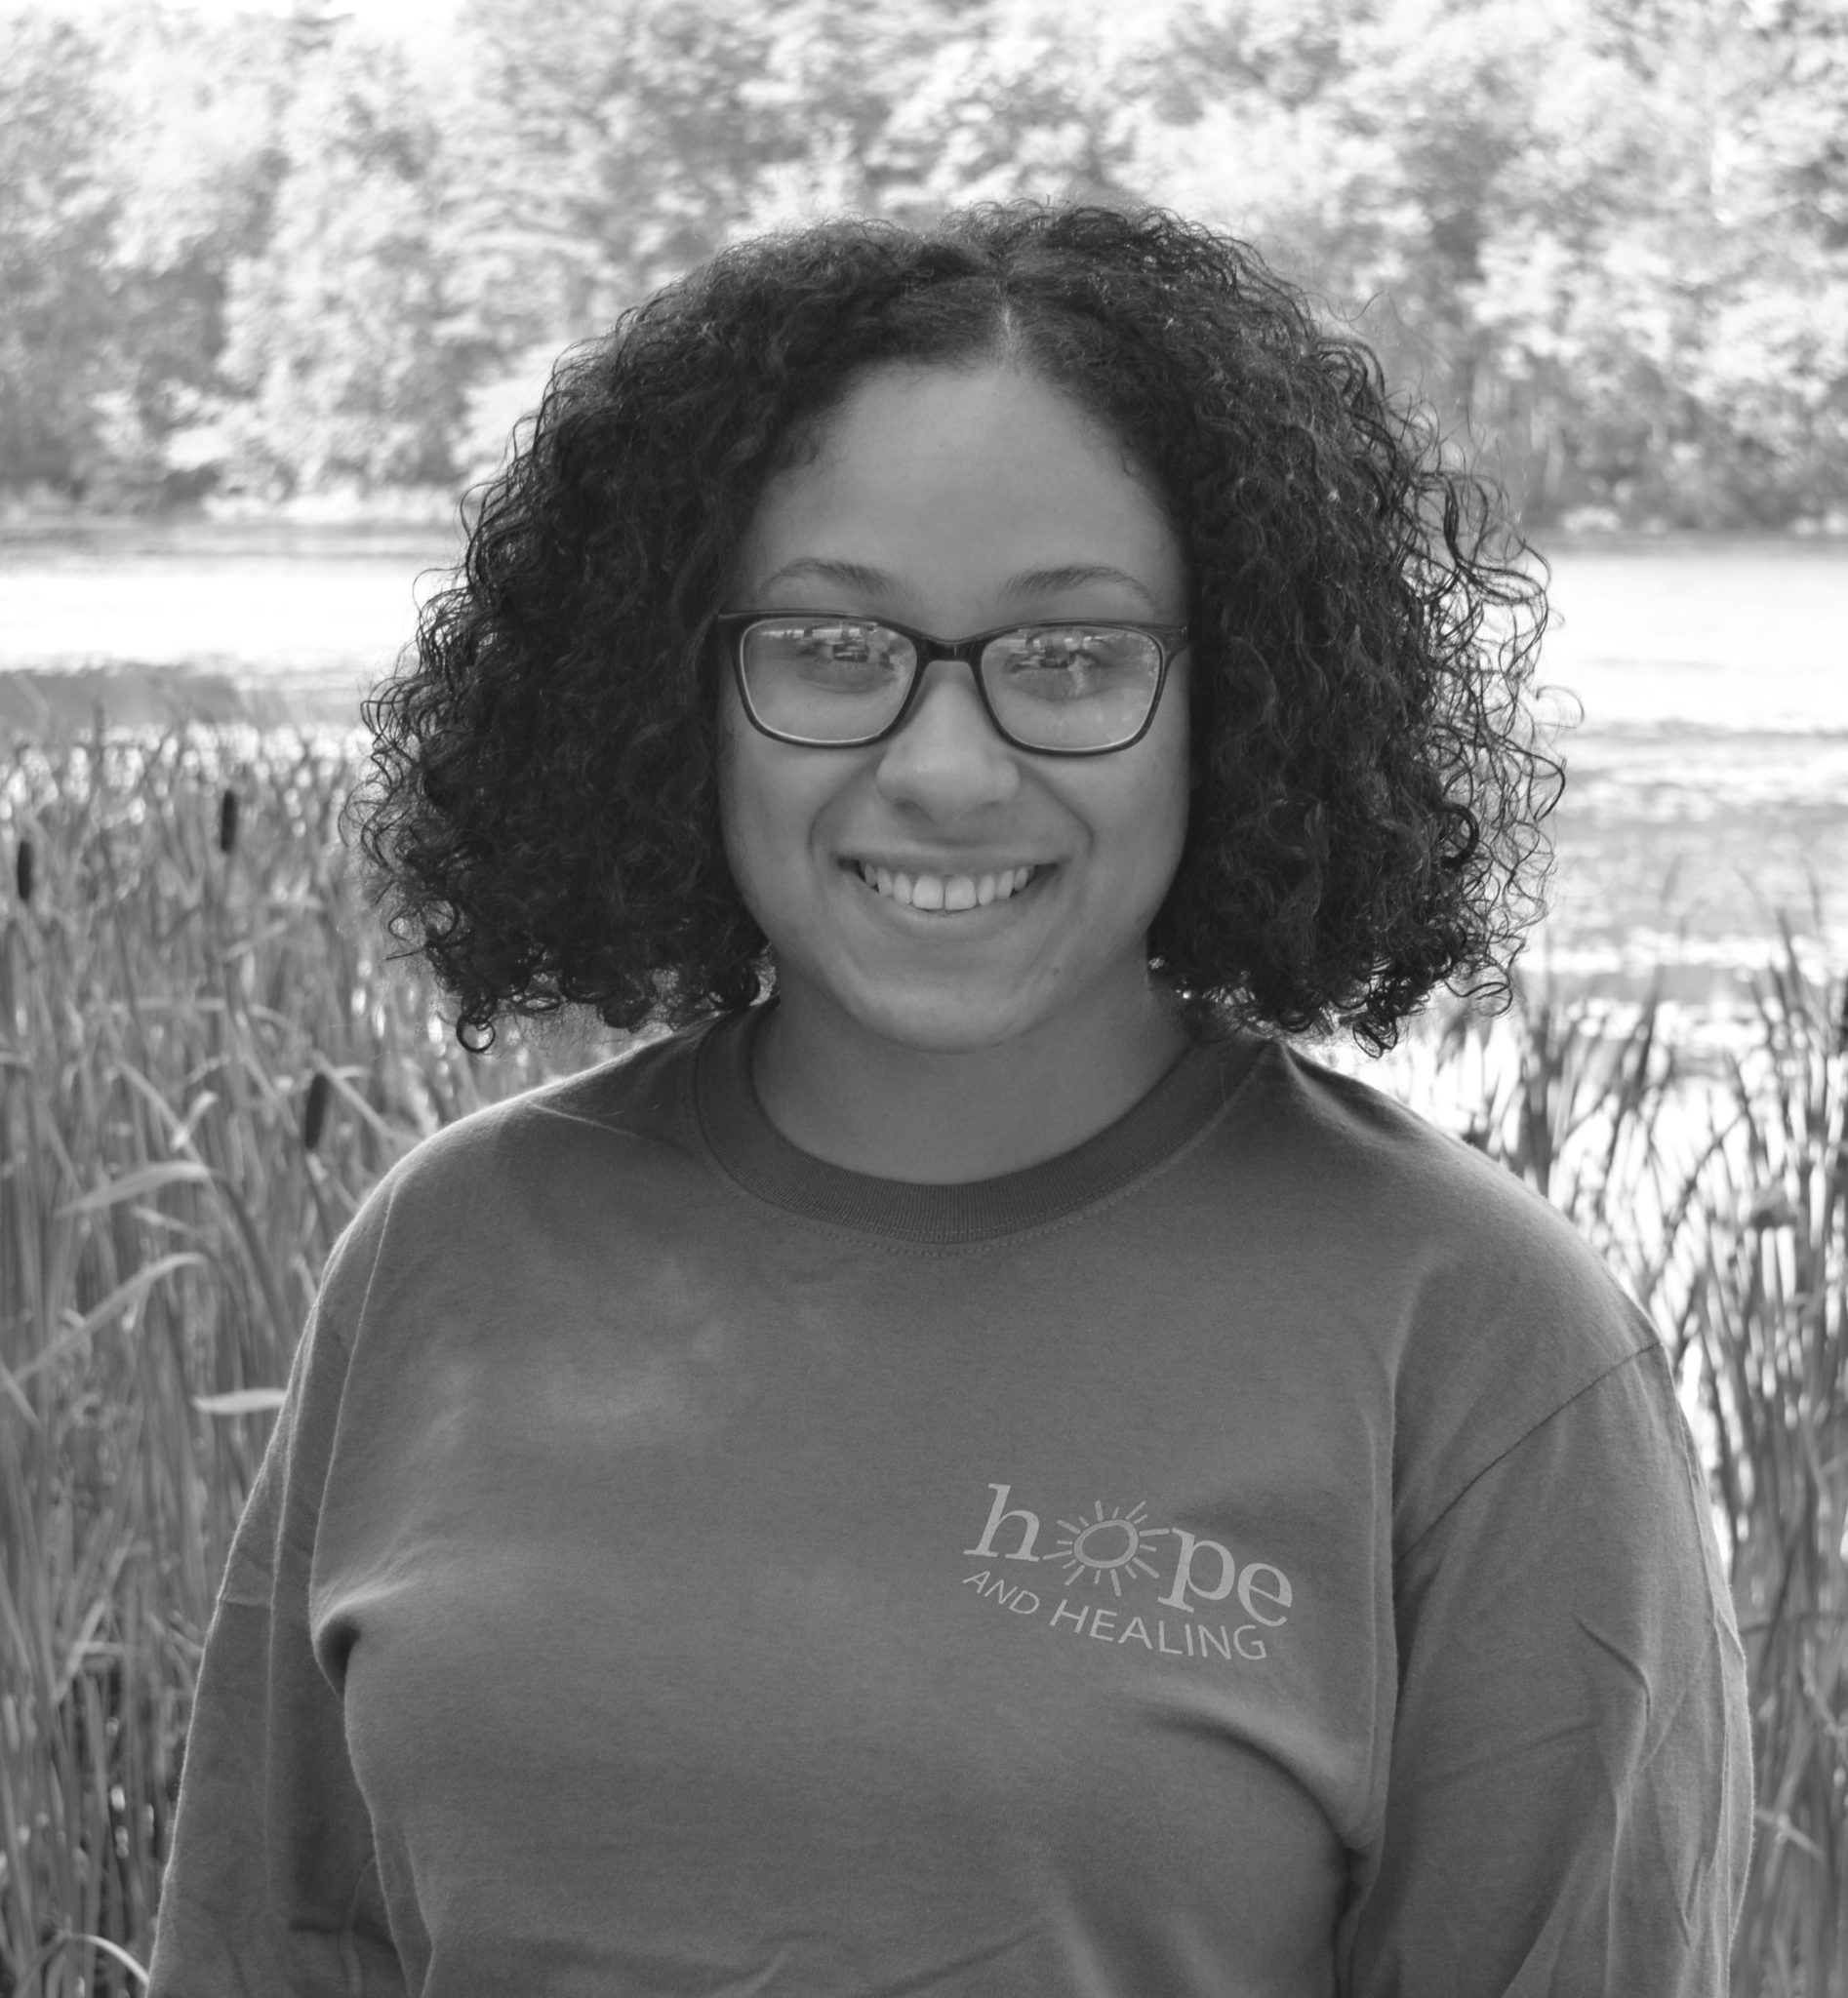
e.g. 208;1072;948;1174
386;1017;707;1200
1221;1035;1664;1533
315;1019;717;1304
1232;1036;1499;1194
1223;1038;1629;1318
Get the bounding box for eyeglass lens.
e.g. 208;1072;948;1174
738;619;1164;750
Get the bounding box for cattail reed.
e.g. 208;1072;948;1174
14;835;33;904
301;1067;331;1152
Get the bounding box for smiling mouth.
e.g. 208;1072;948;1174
850;860;1044;912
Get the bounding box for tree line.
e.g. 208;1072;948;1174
3;0;1845;529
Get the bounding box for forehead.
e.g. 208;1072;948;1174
735;364;1185;617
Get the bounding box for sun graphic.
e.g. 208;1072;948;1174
1047;1500;1170;1597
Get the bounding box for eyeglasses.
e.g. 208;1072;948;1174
717;612;1187;757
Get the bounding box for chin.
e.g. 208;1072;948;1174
840;981;1044;1056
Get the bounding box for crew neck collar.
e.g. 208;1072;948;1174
693;1004;1262;1245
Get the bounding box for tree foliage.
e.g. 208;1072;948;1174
0;10;126;493
218;31;472;493
2;0;1844;527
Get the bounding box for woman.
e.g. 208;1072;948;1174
150;205;1750;1995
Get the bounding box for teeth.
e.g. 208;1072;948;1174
856;861;1039;909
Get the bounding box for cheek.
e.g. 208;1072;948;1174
1139;773;1192;902
1045;758;1189;956
716;707;774;914
716;705;834;927
1112;715;1193;897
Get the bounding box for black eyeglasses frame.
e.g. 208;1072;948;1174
715;611;1189;758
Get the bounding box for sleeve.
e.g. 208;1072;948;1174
147;1218;407;1998
1341;1341;1753;1997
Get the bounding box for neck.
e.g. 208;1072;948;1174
749;978;1193;1183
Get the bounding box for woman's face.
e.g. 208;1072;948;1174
719;362;1192;1057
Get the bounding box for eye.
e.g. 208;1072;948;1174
750;620;910;689
987;627;1156;698
1009;652;1104;698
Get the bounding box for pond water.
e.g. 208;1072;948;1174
1524;538;1848;994
2;519;1844;998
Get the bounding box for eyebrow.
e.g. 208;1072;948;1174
750;558;1165;617
753;558;896;599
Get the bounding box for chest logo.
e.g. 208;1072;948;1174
960;1481;1294;1664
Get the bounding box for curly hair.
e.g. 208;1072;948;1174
351;202;1558;1055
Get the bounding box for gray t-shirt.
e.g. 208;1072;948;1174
149;1013;1752;1994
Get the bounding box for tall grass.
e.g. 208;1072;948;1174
0;725;1842;1996
1679;959;1848;1990
0;725;612;1997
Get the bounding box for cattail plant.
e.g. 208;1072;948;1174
1673;948;1847;1998
301;1067;332;1153
0;724;618;1997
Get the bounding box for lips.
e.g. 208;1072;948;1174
851;860;1042;911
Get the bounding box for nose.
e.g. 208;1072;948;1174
871;659;1021;820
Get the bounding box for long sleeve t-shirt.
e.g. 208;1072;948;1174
148;1013;1752;1996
